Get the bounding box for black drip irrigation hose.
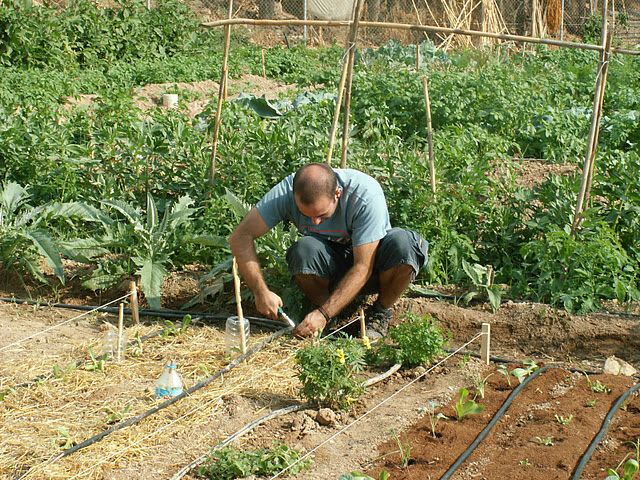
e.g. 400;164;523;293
17;326;291;478
440;365;551;480
572;382;640;479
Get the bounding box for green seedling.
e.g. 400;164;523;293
535;436;555;446
0;388;15;402
473;373;493;399
103;404;132;425
162;314;192;337
497;364;512;387
457;353;472;369
454;387;485;420
585;399;597;407
584;373;612;393
555;414;573;425
520;458;532;466
421;400;448;438
339;471;390;480
605;457;639;480
391;430;413;468
129;331;144;356
55;427;76;450
511;359;539;384
52;362;77;380
84;347;106;372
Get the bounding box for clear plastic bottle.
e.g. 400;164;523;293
155;361;183;399
102;325;127;361
225;316;250;356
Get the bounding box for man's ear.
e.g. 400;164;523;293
335;187;342;199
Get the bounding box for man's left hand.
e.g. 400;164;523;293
293;310;327;338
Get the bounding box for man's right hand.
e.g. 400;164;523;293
255;290;283;320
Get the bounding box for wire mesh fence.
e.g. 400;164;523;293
200;0;640;47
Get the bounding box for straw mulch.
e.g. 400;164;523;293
0;316;302;479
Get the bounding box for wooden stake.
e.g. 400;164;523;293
480;322;491;365
117;303;124;363
571;0;611;235
359;307;366;339
421;77;436;194
326;56;350;165
339;0;366;169
208;0;234;186
129;280;139;325
231;257;247;354
415;43;421;70
202;18;639;56
261;48;266;78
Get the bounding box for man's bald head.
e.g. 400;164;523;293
293;163;337;206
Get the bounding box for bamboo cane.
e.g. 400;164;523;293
208;0;234;185
117;303;124;363
261;48;266;78
571;0;611;235
359;307;366;340
129;280;139;325
340;0;365;169
231;257;247;354
202;18;638;56
421;77;437;194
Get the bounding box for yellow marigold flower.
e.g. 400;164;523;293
362;336;371;350
336;348;346;364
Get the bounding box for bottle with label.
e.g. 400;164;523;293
225;316;250;356
102;325;127;361
155;361;183;399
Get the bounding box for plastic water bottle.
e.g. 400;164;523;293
225;316;250;356
155;361;183;399
102;325;127;361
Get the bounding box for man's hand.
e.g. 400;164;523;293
255;290;282;320
294;310;327;338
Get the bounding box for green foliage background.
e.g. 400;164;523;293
1;0;639;312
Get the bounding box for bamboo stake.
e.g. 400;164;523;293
231;257;247;354
571;0;611;235
421;77;436;195
117;303;124;363
416;43;421;70
261;48;266;78
202;18;639;56
359;307;366;339
326;55;350;165
129;280;139;325
480;323;491;365
339;0;365;169
208;0;234;186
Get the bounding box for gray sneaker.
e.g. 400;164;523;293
365;305;393;340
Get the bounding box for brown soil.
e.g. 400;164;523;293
369;367;636;480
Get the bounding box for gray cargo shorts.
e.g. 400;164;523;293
285;228;429;292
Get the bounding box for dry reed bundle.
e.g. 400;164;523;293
531;0;548;38
0;321;301;479
437;0;481;50
480;0;510;46
546;0;562;34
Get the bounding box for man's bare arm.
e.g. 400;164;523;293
228;207;281;318
294;240;379;337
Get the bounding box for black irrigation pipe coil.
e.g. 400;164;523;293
26;326;292;471
440;365;551;480
572;381;640;479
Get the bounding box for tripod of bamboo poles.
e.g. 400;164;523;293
571;0;612;236
326;0;366;168
208;0;234;186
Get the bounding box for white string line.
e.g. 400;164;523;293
269;331;485;479
0;293;131;354
45;317;364;479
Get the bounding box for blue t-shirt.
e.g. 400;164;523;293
256;169;391;247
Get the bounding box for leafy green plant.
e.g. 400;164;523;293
473;373;493;399
585;373;612;394
369;312;445;368
496;364;512;387
196;443;312;479
295;336;366;410
605;458;639;480
55;427;76;450
585;399;597;407
103;404;132;425
454;387;485;420
82;193;197;309
391;430;413;468
52;362;77;380
511;360;539;384
461;260;502;312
